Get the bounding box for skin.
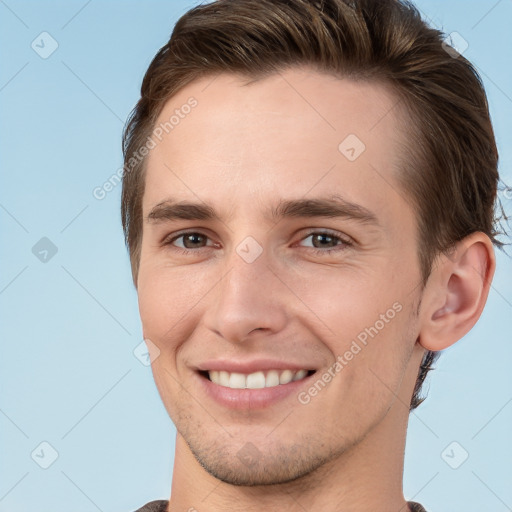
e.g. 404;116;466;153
136;67;495;511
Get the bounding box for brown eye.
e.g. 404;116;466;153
298;230;352;255
309;233;339;248
179;233;208;249
164;232;213;252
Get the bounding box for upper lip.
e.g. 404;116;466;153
196;359;317;374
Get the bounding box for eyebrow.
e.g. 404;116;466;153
146;195;380;227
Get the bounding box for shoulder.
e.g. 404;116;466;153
132;499;169;512
408;502;428;512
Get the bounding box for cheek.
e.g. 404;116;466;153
297;273;413;394
137;263;211;340
290;265;404;342
336;317;413;423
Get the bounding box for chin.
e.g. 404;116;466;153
183;429;347;487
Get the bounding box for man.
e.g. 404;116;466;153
121;0;502;510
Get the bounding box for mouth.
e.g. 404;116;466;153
199;369;316;390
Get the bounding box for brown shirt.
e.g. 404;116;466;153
134;499;428;511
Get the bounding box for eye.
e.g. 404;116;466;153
163;231;214;253
162;229;352;256
297;230;352;254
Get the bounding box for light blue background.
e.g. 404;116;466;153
1;1;511;511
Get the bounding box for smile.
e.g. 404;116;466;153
205;369;315;389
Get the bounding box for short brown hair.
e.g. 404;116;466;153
121;0;507;409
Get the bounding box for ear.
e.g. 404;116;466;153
418;232;496;352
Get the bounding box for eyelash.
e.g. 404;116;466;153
162;230;353;256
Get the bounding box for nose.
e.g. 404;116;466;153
202;246;289;344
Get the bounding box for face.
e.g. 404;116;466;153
137;68;425;485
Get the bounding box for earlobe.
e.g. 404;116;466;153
418;232;496;352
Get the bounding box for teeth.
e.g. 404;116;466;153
279;369;294;384
246;371;266;389
207;369;311;389
219;371;230;387
293;369;308;381
229;372;246;389
265;370;280;387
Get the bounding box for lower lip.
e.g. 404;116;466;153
195;371;316;409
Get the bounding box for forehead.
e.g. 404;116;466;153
143;67;413;231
